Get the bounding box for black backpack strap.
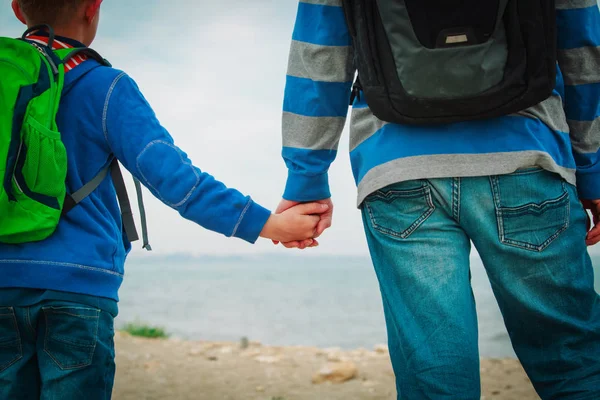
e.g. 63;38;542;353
109;160;140;244
22;24;55;44
133;178;152;251
20;25;61;75
59;47;112;68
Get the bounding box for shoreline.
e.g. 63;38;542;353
113;331;540;400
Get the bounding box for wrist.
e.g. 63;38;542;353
260;214;280;240
232;200;272;244
284;171;331;202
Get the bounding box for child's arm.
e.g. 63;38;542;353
103;73;322;244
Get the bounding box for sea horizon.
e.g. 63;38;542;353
117;252;600;358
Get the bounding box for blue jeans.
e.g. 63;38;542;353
0;301;116;400
362;169;600;400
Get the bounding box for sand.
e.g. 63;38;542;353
112;332;539;400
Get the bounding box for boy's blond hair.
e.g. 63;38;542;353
17;0;86;27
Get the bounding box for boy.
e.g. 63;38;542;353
0;1;326;399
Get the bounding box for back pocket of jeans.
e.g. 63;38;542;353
363;180;435;239
0;307;22;372
491;168;570;252
43;306;100;370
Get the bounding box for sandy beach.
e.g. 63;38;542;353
112;332;539;400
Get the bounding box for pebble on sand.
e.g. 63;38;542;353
255;355;282;364
312;361;358;384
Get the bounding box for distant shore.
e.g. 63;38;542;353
113;331;540;400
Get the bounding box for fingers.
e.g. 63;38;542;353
298;239;314;249
281;241;301;248
583;199;600;246
586;212;591;232
293;202;329;216
315;216;332;237
293;215;321;244
315;199;334;237
276;236;318;250
270;200;331;248
281;239;314;249
275;199;300;215
586;224;600;246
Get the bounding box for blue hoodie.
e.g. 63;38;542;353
0;37;272;302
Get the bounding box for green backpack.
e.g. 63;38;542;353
0;26;150;249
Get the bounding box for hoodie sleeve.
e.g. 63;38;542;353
556;0;600;199
281;0;355;202
103;73;271;243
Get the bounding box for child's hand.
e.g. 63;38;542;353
260;203;329;245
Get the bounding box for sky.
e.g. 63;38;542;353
0;1;370;256
2;1;600;257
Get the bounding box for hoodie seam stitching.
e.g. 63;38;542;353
136;140;199;208
0;260;124;277
231;200;253;238
102;72;127;146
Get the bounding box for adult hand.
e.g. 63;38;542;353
273;198;334;249
582;199;600;246
260;203;328;244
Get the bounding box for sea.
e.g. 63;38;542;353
118;253;600;358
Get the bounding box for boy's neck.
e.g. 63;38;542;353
35;25;91;47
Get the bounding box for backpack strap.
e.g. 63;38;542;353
58;49;151;250
62;159;151;248
341;0;357;37
62;162;112;213
109;160;140;244
20;25;61;75
133;178;152;251
57;47;112;68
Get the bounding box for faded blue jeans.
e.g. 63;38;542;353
362;169;600;400
0;301;116;400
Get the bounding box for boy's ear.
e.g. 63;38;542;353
12;0;27;25
85;0;103;24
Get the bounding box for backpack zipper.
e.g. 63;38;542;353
12;142;24;195
38;46;59;127
28;42;60;126
349;76;362;105
0;59;34;201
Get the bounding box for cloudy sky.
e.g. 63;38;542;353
2;1;600;258
1;1;369;256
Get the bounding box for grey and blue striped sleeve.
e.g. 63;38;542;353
556;0;600;199
281;0;355;202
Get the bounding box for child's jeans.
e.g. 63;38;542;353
0;300;116;400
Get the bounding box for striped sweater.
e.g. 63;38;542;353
282;0;600;206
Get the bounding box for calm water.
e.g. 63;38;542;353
118;254;600;358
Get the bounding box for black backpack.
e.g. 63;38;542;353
343;0;557;125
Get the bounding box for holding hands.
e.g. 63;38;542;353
260;201;331;247
270;198;334;250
